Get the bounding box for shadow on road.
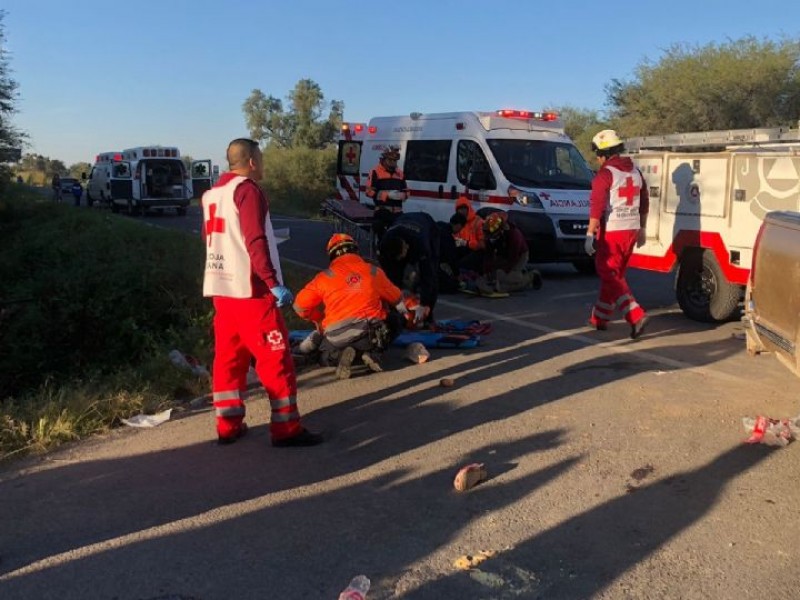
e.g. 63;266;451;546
0;322;748;598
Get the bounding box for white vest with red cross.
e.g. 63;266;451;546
603;166;643;232
202;175;283;298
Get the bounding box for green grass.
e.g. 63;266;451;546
0;184;315;460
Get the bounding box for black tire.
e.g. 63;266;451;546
86;189;94;207
176;207;187;216
675;249;741;322
127;200;143;217
572;259;596;275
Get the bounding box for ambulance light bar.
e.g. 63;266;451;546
140;148;178;158
497;109;559;122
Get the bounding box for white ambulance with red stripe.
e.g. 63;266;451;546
85;146;212;216
626;124;800;322
334;110;596;272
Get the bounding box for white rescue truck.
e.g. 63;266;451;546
626;123;800;322
334;110;596;271
86;146;212;216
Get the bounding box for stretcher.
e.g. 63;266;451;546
320;197;376;259
289;329;481;350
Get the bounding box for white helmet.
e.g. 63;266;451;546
591;129;624;152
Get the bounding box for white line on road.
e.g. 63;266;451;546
286;257;742;382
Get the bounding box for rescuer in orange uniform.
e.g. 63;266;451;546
293;233;409;379
452;194;485;252
366;146;408;247
585;129;649;339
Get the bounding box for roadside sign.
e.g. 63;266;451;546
0;147;22;163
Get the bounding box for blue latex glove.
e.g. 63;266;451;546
270;285;294;307
584;235;596;256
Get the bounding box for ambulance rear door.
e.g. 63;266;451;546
191;159;213;198
336;123;366;204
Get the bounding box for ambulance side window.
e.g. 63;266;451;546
404;140;450;182
457;140;496;190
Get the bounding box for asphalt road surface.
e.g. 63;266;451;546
2;206;800;599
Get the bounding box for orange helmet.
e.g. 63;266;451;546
484;212;507;238
326;233;358;260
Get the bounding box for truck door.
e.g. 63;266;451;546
729;153;800;252
191;160;213;198
632;155;665;242
336;140;362;203
110;161;133;203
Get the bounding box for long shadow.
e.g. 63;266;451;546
0;432;580;599
0;327;743;581
416;443;776;599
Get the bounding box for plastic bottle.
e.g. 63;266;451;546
338;575;370;600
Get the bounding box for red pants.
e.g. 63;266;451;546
212;296;303;441
590;229;646;327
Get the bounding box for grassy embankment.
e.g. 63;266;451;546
0;184;314;460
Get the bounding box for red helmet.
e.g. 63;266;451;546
326;233;359;260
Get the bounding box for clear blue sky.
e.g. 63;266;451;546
3;0;799;169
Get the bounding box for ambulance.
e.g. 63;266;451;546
85;146;212;216
334;110;596;271
626;124;800;322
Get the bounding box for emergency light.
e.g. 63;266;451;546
497;109;559;122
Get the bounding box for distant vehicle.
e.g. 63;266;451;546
85;147;212;216
334;109;595;271
58;177;80;195
743;211;800;378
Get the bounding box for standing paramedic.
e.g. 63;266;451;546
585;129;649;339
202;138;323;447
366;145;408;246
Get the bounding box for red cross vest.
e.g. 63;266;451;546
603;166;643;232
202;175;284;298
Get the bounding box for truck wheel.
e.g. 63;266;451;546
675;249;741;322
127;200;143;217
572;259;596;275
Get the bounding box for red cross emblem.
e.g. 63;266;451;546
267;330;283;346
205;203;225;247
345;145;357;165
617;176;640;206
539;192;551;200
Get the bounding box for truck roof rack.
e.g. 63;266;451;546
626;122;800;152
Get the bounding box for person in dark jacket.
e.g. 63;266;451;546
379;212;440;325
367;145;408;248
478;212;542;294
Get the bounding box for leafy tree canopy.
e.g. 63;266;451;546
606;36;800;136
242;79;344;149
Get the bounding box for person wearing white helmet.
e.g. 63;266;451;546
585;129;650;339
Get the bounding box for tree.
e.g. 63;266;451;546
606;36;800;136
556;105;609;164
48;159;67;177
0;11;25;187
68;161;91;179
242;79;344;149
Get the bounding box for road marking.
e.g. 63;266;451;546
284;257;742;382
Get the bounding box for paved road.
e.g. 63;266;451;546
2;206;800;599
